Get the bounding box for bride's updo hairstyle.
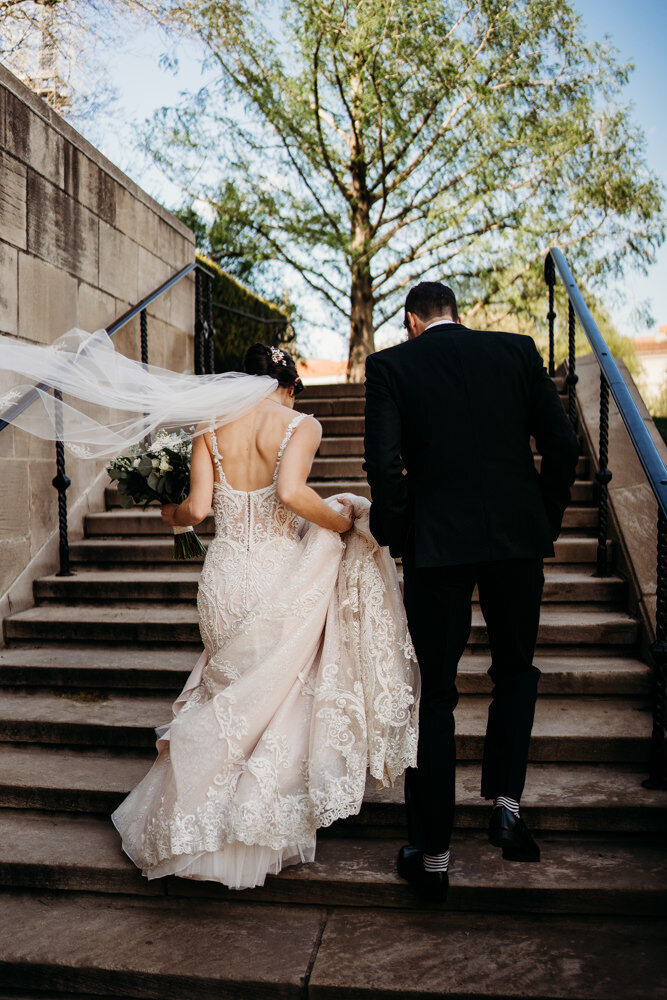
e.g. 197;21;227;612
244;343;304;395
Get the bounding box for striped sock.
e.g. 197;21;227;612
423;850;450;873
494;795;520;816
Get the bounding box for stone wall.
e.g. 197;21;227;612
0;62;195;604
576;354;667;659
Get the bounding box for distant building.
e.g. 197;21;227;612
633;327;667;401
297;358;347;384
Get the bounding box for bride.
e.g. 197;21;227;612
0;331;419;890
110;343;419;889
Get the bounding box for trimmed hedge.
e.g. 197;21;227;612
197;254;296;373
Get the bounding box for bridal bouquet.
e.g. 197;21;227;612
106;429;206;560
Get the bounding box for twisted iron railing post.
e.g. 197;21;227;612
565;300;578;428
140;308;148;366
195;268;206;376
594;372;613;577
205;273;215;375
52;389;72;577
544;253;556;377
643;506;667;789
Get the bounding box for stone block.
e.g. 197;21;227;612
0;241;18;335
133;199;161;254
109;309;141;363
28;460;58;556
609;482;659;598
138;246;172;323
26;170;98;285
98;221;139;302
113;185;138;242
0;425;14;458
4;90;65;187
77;282;117;332
17;252;78;345
164;325;195;375
64;147;116;226
0;150;27;249
0;538;30;597
0;460;30;539
157;221;194;267
169;273;195;335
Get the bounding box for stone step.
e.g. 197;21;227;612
4;603;637;648
65;532;605;569
0;747;662;832
297;393;571;418
300;377;567;397
32;567;627;606
105;478;596;507
0;691;651;760
299;381;366;398
3;892;663;1000
0;811;664;917
298;397;366;416
318;435;364;455
99;498;598;538
0;646;648;695
318;414;365;435
238;454;591;481
312;436;591;461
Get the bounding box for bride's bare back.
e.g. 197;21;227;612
207;398;301;492
160;393;353;534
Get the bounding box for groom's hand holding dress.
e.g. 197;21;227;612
363;282;579;903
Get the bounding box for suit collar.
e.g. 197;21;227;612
420;321;468;337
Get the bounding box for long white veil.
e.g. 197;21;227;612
0;329;279;459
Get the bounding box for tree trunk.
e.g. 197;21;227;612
347;263;375;382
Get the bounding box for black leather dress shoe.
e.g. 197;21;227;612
488;806;541;862
396;845;449;903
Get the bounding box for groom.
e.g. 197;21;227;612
363;281;579;903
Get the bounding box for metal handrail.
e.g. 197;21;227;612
548;247;667;519
545;247;666;790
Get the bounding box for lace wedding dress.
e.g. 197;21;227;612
112;412;419;889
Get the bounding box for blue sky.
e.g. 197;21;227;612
89;1;667;356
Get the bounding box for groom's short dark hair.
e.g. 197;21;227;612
405;282;458;322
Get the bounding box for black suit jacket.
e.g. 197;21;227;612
363;323;580;567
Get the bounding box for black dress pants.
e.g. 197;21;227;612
402;556;544;854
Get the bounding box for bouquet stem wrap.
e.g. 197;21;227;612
172;525;207;561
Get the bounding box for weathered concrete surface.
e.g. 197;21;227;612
309;909;667;999
0;891;325;999
1;747;664;832
0;642;649;695
0;689;653;759
3;601;639;648
0;811;665;916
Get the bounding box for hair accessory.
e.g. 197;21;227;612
270;346;288;366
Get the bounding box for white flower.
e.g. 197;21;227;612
151;457;160;468
133;457;141;467
159;458;172;472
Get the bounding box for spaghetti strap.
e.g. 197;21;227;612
273;413;307;481
208;423;224;483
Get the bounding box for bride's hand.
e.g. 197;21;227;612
336;498;355;533
160;503;179;527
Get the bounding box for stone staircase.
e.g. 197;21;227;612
0;380;665;999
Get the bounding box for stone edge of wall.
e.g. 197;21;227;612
575;353;667;661
0;62;193;243
0;467;108;646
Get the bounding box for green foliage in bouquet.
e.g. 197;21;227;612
106;429;206;560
